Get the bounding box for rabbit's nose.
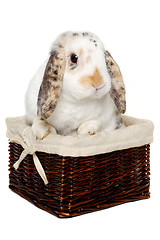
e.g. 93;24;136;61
95;84;105;91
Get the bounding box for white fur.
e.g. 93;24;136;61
25;32;119;138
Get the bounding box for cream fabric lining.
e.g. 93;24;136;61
6;115;154;185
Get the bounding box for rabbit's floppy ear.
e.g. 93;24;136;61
105;51;126;114
37;49;66;120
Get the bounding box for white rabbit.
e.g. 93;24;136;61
25;31;126;139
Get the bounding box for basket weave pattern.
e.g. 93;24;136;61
9;142;150;218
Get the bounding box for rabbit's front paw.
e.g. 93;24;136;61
32;118;52;140
78;120;99;136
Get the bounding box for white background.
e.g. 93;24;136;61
0;0;160;239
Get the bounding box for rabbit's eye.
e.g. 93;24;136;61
70;54;78;64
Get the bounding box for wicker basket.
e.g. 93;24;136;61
7;116;153;218
9;142;150;218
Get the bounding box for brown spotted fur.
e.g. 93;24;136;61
105;51;126;114
37;49;66;120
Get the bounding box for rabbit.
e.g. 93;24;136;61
25;31;126;139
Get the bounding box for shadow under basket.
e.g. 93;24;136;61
9;142;150;218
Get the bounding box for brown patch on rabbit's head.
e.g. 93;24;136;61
80;67;103;89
